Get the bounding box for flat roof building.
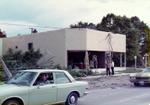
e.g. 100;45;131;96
1;28;126;69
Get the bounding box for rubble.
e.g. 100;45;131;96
77;75;132;90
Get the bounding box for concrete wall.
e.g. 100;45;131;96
2;28;126;68
3;29;67;67
86;29;126;52
0;39;2;56
65;28;87;50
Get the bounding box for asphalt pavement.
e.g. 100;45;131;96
78;87;150;105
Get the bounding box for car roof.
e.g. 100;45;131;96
22;69;67;73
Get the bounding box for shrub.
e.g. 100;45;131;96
68;69;93;77
0;71;4;81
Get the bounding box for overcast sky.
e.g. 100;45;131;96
0;0;150;36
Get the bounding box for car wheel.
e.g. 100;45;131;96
3;100;20;105
134;83;140;86
66;92;78;105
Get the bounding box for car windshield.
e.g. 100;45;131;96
143;68;150;73
6;71;37;86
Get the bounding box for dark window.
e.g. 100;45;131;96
28;42;33;50
33;72;54;86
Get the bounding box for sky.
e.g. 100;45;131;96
0;0;150;37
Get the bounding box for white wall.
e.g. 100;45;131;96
86;29;126;52
3;29;67;67
65;28;87;51
2;28;126;68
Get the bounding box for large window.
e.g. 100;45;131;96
6;71;37;86
55;72;70;84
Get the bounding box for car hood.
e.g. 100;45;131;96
0;84;29;97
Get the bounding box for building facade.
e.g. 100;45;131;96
2;28;126;69
0;39;2;57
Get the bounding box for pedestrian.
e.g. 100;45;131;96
111;61;115;75
106;62;111;76
90;60;94;69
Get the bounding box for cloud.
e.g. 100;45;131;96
0;0;150;36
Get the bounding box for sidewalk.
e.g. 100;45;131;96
76;72;131;80
91;67;126;74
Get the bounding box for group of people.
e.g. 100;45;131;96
106;61;115;76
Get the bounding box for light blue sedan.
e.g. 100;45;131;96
0;69;88;105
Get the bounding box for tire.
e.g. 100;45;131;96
65;92;78;105
3;100;20;105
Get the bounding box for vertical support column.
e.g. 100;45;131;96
120;53;123;67
124;53;126;67
65;51;68;69
85;51;90;70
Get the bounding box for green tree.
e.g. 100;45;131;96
22;49;42;68
3;48;43;70
145;28;150;66
70;13;149;66
70;21;96;29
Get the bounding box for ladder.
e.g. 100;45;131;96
0;57;12;79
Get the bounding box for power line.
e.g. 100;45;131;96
0;22;64;29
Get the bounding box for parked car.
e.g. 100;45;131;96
0;69;88;105
130;67;150;86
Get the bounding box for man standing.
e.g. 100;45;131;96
111;61;115;75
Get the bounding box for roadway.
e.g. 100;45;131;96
79;87;150;105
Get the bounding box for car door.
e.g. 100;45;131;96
29;72;57;105
54;72;74;102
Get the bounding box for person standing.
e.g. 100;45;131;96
111;61;115;75
106;62;111;76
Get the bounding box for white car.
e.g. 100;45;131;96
0;69;88;105
130;68;150;86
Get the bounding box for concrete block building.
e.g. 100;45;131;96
0;28;126;69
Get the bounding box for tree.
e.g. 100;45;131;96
3;48;43;70
126;29;140;66
22;49;42;68
0;29;6;38
3;49;23;70
70;21;96;29
70;13;149;66
144;28;150;66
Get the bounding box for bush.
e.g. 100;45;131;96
3;48;43;70
68;69;93;77
0;71;4;81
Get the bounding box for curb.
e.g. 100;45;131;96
76;73;130;80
